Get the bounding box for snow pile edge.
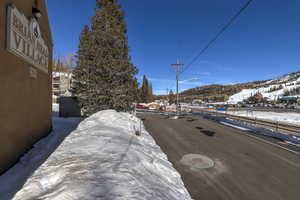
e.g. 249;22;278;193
13;110;192;200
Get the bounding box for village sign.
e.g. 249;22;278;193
6;5;49;73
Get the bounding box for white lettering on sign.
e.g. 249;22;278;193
6;5;49;73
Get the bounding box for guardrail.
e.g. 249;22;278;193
136;107;300;145
193;109;300;135
135;108;186;116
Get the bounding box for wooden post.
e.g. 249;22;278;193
140;120;142;134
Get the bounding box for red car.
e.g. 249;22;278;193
136;105;148;109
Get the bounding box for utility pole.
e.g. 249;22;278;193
171;59;184;115
166;88;169;105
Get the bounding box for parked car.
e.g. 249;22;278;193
286;104;295;109
136;105;148;109
295;105;300;109
159;106;166;111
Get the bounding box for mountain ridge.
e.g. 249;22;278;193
177;71;300;103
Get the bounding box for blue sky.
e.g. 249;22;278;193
47;0;300;94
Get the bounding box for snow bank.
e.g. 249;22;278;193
12;110;191;200
225;110;300;126
0;116;82;200
52;103;59;112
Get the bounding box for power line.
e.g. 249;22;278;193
180;0;254;75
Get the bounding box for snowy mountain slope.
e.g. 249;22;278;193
12;110;192;200
228;71;300;104
176;71;300;103
266;71;300;85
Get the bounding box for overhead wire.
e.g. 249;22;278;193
180;0;254;75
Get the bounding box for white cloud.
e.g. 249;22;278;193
148;78;175;83
153;89;170;95
179;77;203;85
213;80;238;85
198;72;211;76
196;60;235;72
180;81;203;85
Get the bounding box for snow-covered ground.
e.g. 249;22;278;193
0;106;191;200
224;110;300;126
0;112;82;199
52;103;59;112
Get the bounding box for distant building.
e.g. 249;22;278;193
52;72;72;98
279;96;300;104
154;99;169;106
192;99;204;105
147;102;161;110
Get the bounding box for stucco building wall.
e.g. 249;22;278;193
0;0;53;174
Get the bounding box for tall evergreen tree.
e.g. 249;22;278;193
132;77;141;103
148;83;154;102
72;26;95;115
140;75;154;103
72;0;138;116
141;75;149;103
169;89;175;105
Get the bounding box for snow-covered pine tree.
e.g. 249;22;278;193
71;25;95;115
73;0;138;115
89;0;138;112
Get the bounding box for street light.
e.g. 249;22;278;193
32;7;42;19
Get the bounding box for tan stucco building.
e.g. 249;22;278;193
0;0;53;174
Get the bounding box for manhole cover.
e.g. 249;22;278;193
180;154;214;169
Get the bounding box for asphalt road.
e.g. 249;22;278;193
138;113;300;200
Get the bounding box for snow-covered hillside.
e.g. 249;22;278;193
7;110;191;200
228;71;300;104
